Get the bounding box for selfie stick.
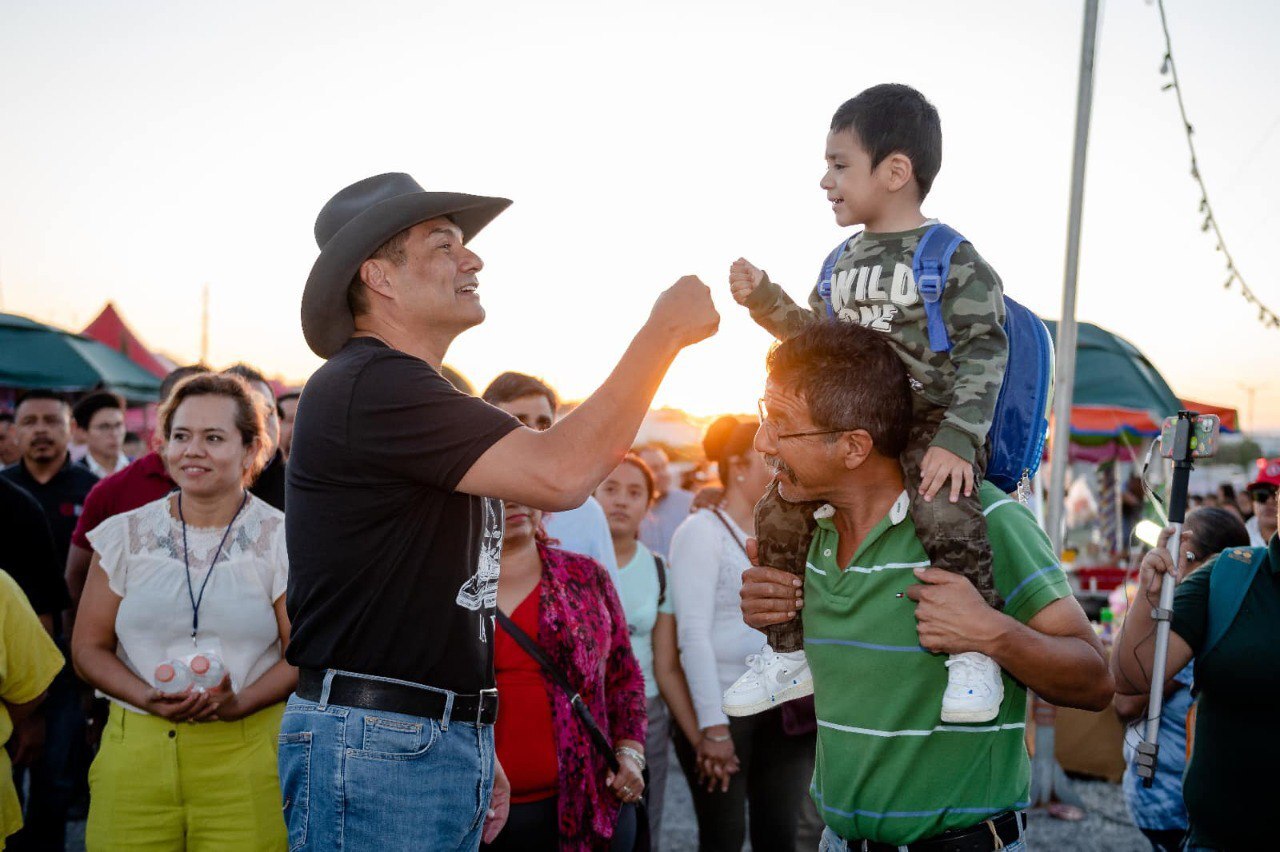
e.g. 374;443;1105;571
1134;411;1195;788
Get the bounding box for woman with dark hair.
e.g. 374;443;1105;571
483;497;648;851
72;373;295;850
1114;507;1248;852
668;416;815;852
596;454;701;850
1114;494;1280;850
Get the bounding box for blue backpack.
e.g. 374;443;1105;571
815;222;1055;495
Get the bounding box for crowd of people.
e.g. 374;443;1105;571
0;80;1274;852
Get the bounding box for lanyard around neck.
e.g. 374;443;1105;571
178;490;249;645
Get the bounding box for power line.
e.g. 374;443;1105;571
1155;0;1280;330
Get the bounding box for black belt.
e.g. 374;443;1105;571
855;811;1025;852
297;668;499;725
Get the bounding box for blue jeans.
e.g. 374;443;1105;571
818;823;1027;851
278;682;495;852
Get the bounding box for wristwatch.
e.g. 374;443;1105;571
615;745;646;772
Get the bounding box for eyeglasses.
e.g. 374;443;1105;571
92;422;126;433
757;398;855;441
1250;486;1278;503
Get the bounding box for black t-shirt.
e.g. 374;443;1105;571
0;455;99;569
0;477;73;617
250;449;287;511
285;337;521;694
1171;541;1280;849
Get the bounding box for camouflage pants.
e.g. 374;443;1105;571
754;399;998;655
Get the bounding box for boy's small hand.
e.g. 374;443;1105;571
919;447;974;503
729;258;764;305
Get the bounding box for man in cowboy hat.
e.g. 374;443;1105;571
282;173;718;851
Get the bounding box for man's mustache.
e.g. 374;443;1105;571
764;454;797;482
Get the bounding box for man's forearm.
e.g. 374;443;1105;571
985;613;1113;711
535;323;681;503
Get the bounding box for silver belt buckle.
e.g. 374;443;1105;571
477;688;498;723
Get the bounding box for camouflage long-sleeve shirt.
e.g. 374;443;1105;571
745;224;1008;462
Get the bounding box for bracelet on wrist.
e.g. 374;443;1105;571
703;732;731;743
615;745;646;772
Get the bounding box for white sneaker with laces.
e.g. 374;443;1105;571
940;651;1004;723
721;646;813;717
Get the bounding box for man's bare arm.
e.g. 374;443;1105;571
456;276;717;510
985;596;1114;711
907;568;1113;711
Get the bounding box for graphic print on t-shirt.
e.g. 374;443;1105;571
830;261;920;333
456;497;504;640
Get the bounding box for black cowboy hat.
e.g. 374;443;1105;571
302;172;511;358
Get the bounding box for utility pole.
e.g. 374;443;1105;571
200;283;210;365
1034;0;1101;813
1237;382;1266;433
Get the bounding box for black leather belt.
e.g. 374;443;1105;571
855;811;1025;852
297;668;499;725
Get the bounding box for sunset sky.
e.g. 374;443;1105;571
2;0;1278;427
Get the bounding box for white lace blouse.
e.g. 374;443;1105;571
86;493;288;713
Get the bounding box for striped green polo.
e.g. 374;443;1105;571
804;483;1071;845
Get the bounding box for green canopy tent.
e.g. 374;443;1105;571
0;313;162;403
1044;321;1181;420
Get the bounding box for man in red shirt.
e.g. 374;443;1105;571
63;366;202;617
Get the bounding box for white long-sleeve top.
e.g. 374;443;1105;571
669;508;766;730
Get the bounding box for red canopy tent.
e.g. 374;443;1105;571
81;303;173;380
1179;398;1239;433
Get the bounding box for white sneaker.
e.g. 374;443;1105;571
940;651;1004;723
721;646;813;717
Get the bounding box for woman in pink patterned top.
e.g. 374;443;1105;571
484;498;648;852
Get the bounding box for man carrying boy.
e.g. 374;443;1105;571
723;83;1010;723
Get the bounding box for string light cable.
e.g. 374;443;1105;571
1155;0;1280;329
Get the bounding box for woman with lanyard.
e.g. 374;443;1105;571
668;416;815;852
596;454;701;850
72;373;295;851
483;494;647;851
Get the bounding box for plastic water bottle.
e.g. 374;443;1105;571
154;660;194;695
188;653;227;690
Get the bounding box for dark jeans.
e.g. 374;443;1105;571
483;796;559;851
9;654;86;852
481;796;638;852
1139;827;1187;851
672;707;815;852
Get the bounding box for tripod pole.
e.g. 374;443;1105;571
1135;412;1194;787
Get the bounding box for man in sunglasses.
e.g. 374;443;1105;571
1244;459;1280;546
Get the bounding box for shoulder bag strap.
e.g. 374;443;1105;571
710;508;750;558
653;553;668;607
495;609;620;773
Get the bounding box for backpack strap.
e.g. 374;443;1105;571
654;553;668;608
1202;546;1267;661
815;235;858;317
913;223;967;353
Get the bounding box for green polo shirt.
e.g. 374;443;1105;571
1170;536;1280;849
805;483;1071;845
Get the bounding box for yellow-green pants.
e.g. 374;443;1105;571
86;703;287;851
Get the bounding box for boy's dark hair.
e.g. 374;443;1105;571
831;84;942;199
482;372;559;413
223;363;274;402
766;320;912;458
14;389;70;413
72;391;125;430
